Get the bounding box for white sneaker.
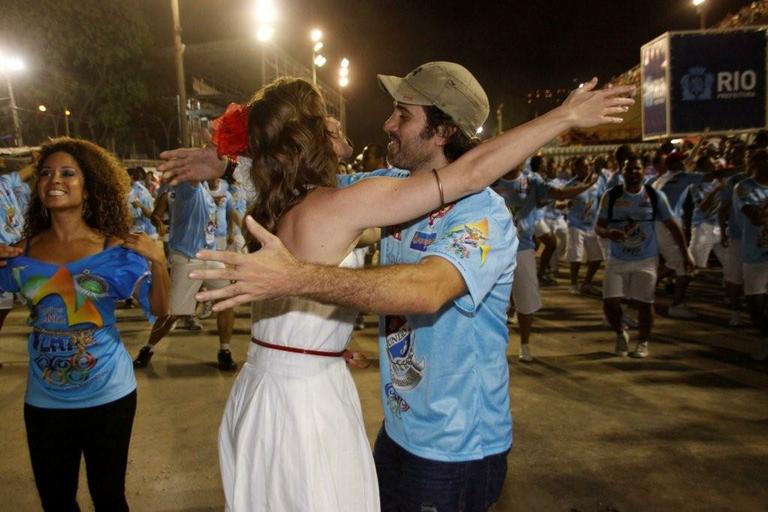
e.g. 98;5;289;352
728;310;742;327
615;330;629;356
668;303;697;319
630;341;649;358
752;341;768;361
569;285;580;295
518;344;534;363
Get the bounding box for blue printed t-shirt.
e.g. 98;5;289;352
650;171;705;219
128;182;157;236
690;181;720;227
340;169;518;461
168;182;216;258
598;186;673;261
0;172;25;245
213;191;231;238
722;173;747;240
227;185;248;238
492;171;551;252
0;247;152;408
735;177;768;264
566;174;606;231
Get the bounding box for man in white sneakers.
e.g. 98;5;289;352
597;154;693;358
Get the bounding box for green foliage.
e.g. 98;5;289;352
1;0;154;149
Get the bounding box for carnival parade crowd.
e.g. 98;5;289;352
0;58;766;512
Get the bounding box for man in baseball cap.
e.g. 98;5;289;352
343;62;517;510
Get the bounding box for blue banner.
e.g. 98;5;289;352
670;29;766;134
642;36;669;139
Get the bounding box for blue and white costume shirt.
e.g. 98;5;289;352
735;178;768;264
598;187;673;261
0;247;152;408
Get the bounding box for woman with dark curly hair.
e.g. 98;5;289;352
0;137;170;511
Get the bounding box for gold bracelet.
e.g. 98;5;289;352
432;168;445;206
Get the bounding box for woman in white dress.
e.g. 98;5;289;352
185;76;632;511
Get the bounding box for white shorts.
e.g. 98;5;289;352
603;256;658;304
545;217;568;235
169;250;230;316
0;291;13;310
656;220;692;276
723;240;744;285
566;227;604;263
512;249;542;315
743;262;768;296
534;218;551;237
689;223;725;268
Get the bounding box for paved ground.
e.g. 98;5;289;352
0;269;766;511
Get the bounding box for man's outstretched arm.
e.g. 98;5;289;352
190;217;467;315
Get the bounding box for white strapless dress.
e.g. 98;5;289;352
219;253;379;511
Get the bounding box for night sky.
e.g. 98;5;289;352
143;0;753;150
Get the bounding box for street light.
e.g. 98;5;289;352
0;53;25;146
693;0;708;29
64;108;71;136
169;0;189;146
37;104;46;112
254;0;276;42
310;28;324;85
338;58;349;131
254;0;278;87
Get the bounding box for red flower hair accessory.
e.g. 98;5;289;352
210;103;250;159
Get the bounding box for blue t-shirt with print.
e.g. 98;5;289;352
128;182;157;236
340;168;518;462
566;174;606;231
168;182;216;258
722;173;746;241
213;191;231;238
735;177;768;264
0;172;25;245
598;186;673;261
493;171;551;252
650;171;705;219
0;247;152;408
690;181;720;227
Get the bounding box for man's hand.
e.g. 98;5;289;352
560;77;635;128
189;216;303;311
158;146;226;185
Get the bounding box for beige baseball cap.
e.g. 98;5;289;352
378;61;489;139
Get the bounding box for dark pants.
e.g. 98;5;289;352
373;425;508;512
24;390;137;512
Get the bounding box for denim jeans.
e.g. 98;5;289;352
373;425;509;512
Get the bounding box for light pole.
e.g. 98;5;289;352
693;0;708;29
64;108;71;137
310;29;325;85
0;54;25;147
254;0;277;88
170;0;189;146
338;58;349;132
